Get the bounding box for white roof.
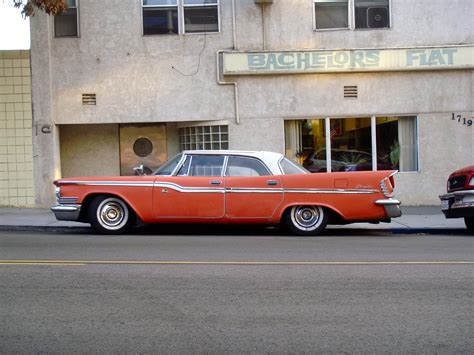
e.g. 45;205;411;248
182;150;285;175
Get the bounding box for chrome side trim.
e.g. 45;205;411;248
227;188;284;194
285;188;378;194
57;181;378;195
154;182;225;194
59;181;155;187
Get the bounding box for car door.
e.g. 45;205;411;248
153;155;225;219
224;156;283;219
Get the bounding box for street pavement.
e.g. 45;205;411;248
0;206;470;234
0;230;473;353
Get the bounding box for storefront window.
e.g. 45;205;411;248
376;117;418;171
285;116;418;173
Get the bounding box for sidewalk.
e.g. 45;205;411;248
0;206;468;233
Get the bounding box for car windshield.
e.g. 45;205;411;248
154;153;183;175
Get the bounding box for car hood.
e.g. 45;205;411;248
450;165;474;177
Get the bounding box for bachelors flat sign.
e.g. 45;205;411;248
222;46;473;75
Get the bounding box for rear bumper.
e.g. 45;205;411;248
51;204;82;221
375;199;402;218
439;190;474;218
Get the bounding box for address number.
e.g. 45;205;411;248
451;113;472;127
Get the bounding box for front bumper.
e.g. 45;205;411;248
439;190;474;219
51;204;82;221
375;199;402;218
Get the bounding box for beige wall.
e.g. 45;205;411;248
60;124;120;177
0;50;34;207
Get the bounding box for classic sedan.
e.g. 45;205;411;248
51;150;402;235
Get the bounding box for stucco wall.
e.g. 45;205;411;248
0;50;34;207
59;124;120;178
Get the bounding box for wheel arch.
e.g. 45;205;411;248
79;193;143;225
278;203;345;225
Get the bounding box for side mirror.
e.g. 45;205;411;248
133;164;145;176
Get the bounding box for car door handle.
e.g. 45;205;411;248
266;180;278;186
210;180;222;185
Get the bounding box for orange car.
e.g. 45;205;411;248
51;150;401;235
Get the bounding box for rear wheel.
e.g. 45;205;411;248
284;205;328;236
88;195;133;234
465;217;474;232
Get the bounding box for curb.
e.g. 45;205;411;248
0;225;470;236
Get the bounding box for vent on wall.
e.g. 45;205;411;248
82;93;97;105
344;86;358;98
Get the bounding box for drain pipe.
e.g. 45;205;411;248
216;0;240;125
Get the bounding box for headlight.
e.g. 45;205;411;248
55;186;61;200
469;177;474;186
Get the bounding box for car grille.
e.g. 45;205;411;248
448;175;467;191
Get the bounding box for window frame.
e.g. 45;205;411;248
178;125;228;151
284;115;419;174
313;0;391;32
313;0;350;32
142;0;179;36
53;0;80;38
142;0;220;36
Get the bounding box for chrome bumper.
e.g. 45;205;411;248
375;199;402;218
51;204;82;221
439;190;474;218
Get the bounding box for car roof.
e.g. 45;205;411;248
181;150;285;175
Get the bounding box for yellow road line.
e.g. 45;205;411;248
0;260;473;266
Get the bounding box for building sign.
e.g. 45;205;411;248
222;46;473;75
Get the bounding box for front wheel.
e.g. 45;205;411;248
284;205;328;236
88;195;133;234
465;217;474;232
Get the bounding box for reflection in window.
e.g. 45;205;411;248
143;0;178;35
330;117;372;172
314;0;349;30
54;0;78;37
183;0;219;33
285;116;418;173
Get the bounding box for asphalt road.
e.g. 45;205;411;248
1;229;473;353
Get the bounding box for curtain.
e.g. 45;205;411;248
398;116;417;171
284;121;302;161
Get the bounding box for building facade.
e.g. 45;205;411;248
29;0;473;207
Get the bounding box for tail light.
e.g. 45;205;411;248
380;172;396;198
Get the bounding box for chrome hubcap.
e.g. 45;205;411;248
97;199;128;230
291;206;322;231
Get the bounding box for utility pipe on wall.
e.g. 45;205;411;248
216;0;240;125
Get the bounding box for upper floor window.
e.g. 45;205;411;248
354;0;390;29
143;0;219;35
314;0;349;30
54;0;79;37
314;0;390;31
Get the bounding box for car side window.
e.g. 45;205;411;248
187;155;224;176
176;155;192;176
225;156;271;177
